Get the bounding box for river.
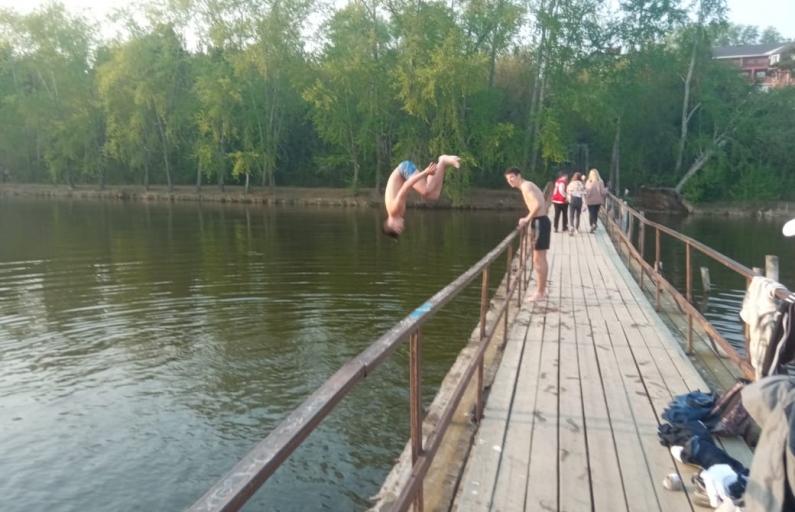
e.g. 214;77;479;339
644;213;795;355
0;198;517;512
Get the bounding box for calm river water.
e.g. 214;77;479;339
645;213;795;355
3;198;792;512
0;198;517;512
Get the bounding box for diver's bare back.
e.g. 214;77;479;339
384;169;405;217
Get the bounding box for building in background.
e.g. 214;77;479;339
713;42;795;89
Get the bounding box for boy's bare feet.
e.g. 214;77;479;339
524;291;547;303
438;155;461;169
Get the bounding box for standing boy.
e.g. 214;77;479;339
504;167;549;302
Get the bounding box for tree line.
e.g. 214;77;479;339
0;0;793;204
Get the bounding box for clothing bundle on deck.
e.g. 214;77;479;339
658;386;751;509
657;276;795;509
657;378;795;511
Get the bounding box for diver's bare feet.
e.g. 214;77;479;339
438;155;461;169
524;291;547;303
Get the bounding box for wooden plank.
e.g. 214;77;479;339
594;236;705;510
586;324;662;511
557;252;592;512
575;237;661;512
522;254;561;512
594;234;717;392
488;303;546;511
567;250;628;512
606;321;695;512
456;306;532;511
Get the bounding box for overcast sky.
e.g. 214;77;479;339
0;0;793;42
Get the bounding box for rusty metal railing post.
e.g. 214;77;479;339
477;267;489;424
506;241;513;337
745;276;751;363
519;226;528;288
409;330;424;512
517;229;524;307
686;243;692;303
655;227;661;311
687;312;694;354
480;269;489;340
524;224;531;288
639;212;646;288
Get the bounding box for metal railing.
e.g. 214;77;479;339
602;192;793;381
187;224;533;512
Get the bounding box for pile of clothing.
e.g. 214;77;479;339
658;379;795;511
658;386;751;509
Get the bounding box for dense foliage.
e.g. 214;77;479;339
0;0;792;203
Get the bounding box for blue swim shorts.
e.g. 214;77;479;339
398;161;418;180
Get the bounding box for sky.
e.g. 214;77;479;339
0;0;793;42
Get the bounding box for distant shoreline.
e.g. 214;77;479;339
5;183;793;218
0;183;526;210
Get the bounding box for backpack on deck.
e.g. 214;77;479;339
705;379;752;437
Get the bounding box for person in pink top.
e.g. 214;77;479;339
550;170;569;233
583;169;607;233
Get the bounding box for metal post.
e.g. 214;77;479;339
655;228;661;311
639;212;646;259
744;276;751;363
476;356;484;424
480;268;489;340
622;201;629;233
409;330;424;512
687;312;693;354
686;243;692;303
522;225;529;288
518;230;524;307
766;255;779;283
701;267;712;294
628;213;635;249
506;242;513;337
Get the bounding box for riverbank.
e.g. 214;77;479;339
0;183;524;210
635;186;795;218
687;200;795;219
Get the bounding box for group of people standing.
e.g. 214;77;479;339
550;169;608;235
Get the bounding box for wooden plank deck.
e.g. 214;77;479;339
454;218;752;512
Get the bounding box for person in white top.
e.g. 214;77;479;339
566;172;584;235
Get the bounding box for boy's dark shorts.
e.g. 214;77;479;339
531;216;551;251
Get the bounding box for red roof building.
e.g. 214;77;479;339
712;42;795;90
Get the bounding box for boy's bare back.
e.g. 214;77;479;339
520;181;546;219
